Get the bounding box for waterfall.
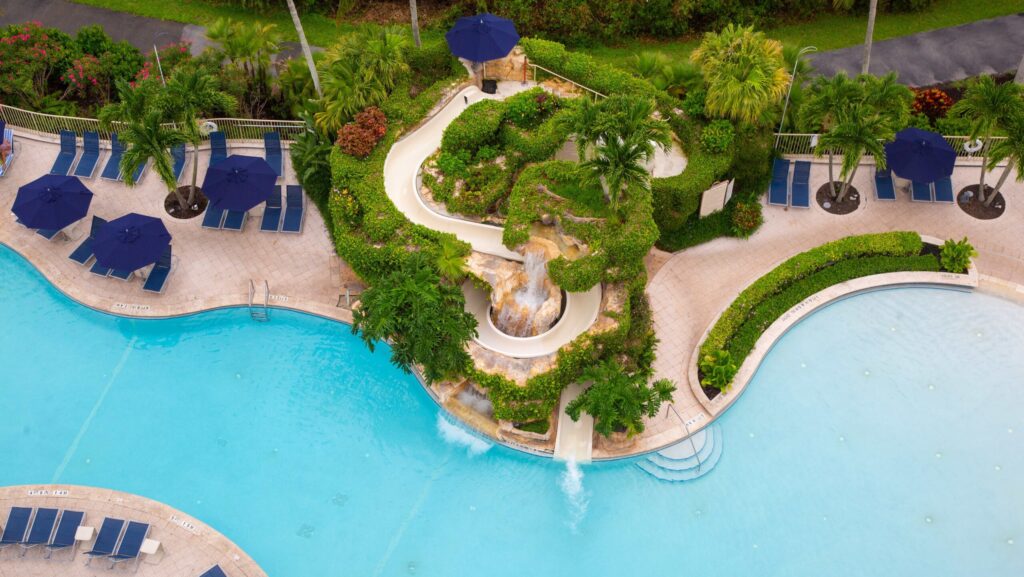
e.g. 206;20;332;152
559;458;589;533
495;250;550;337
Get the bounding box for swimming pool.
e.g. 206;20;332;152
2;245;1022;577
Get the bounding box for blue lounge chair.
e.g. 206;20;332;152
201;565;228;577
911;181;933;202
933;176;954;203
44;510;83;559
171;143;187;182
125;159;148;183
100;134;124;181
143;246;172;294
36;228;62;241
790;161;811;208
264;132;283;178
73;131;101;178
50;130;77;175
108;521;149;569
69;216;107;265
110;269;134;281
282;185;305;233
202;205;226;229
20;508;58;556
223;210;247;231
261;185;283;232
210;131;227;166
90;261;112;277
0;507;33;549
768;158;790;207
1;124;16;177
874;166;896;201
84;518;125;565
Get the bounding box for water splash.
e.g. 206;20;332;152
436;413;491;456
559;458;589;533
495;250;550;337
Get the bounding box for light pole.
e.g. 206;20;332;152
775;45;817;149
152;32;172;87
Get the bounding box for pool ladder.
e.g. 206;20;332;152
249;280;270;322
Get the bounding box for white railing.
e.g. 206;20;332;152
526;62;606;100
0;104;305;142
775;132;1006;158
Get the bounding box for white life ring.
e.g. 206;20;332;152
962;138;984;154
199;121;218;136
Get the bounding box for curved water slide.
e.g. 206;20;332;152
382;84;603;358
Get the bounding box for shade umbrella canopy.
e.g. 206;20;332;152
445;13;519;63
12;174;93;231
94;213;171;271
884;128;956;183
202;155;278;212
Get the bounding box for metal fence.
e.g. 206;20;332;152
774;132;1005;158
0;104;306;142
527;63;606;100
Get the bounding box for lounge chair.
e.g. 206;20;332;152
20;508;58;556
50;130;77;175
73;131;101;178
69;216;107;265
874;166;896;201
110;269;134;281
223;210;247;231
100;134;124;181
90;261;112;277
260;185;283;232
0;124;16;177
768;158;790;207
790;161;811;208
209;131;227;166
143;246;172;294
264;132;283;178
0;507;33;549
202;205;226;229
171;143;187;182
933;176;954;203
84;517;125;566
44;510;83;559
911;181;933;202
201;565;228;577
108;521;149;569
282;185;305;233
36;228;62;241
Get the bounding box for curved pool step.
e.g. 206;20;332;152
637;424;723;482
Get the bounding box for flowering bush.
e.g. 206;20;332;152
336;106;388;158
912;88;953;121
0;21;69;107
63;54;106;102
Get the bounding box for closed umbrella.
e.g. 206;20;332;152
12;174;93;231
202;155;277;212
445;13;519;63
884;128;956;182
94;213;171;271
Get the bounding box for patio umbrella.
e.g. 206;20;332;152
12;174;93;231
445;13;519;63
884;127;956;182
202;155;277;212
94;213;171;271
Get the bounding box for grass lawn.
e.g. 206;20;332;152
549;177;611;219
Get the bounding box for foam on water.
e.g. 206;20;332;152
559;458;589;533
436;413;492;456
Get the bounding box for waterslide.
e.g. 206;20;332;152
382;83;603;358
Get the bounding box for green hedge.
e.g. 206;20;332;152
440;99;506;156
521;37;665;103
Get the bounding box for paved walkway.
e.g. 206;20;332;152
0;485;265;577
810;13;1024;86
619;157;1024;459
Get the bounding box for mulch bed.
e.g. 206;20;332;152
164;186;209;220
816;182;860;215
957;184;1005;220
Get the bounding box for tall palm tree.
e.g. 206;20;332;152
163;67;238;206
285;0;321;97
617;97;672;159
951;77;1024;203
560;97;602;161
801;73;861;194
120;110;189;209
984;117;1024;204
859;72;912;127
409;0;421;48
581;135;653;211
862;0;878;75
815;105;892;202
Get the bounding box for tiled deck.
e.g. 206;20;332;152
0;485;265;577
0;130;352;323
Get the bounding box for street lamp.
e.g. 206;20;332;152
776;45;817;149
152;32;172;87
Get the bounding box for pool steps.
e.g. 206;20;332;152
636;424;722;482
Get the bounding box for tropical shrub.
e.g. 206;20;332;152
503;87;556;129
699;350;738;391
440;99;505;156
940;237;976;273
565;359;676;438
912;88;953;121
63;54;106;103
436;151;470;178
336;106;388;158
291;116;334;213
700;120;735;153
682;88;707;119
730;201;763;238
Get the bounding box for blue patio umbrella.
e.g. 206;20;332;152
12;174;93;231
445;13;519;63
884;127;956;183
94;213;171;271
202;155;277;212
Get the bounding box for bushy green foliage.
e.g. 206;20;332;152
700;120;736;153
940;237;976;273
699;350;738;391
439;99;506;156
521;38;666;104
565;359;676;438
682;89;707;119
730;201;763;238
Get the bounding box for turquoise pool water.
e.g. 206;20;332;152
1;244;1022;577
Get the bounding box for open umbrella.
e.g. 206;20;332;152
12;174;93;231
94;213;171;271
202;155;277;212
445;13;519;63
884;128;956;183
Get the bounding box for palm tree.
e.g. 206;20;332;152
120;110;189;209
862;0;878;75
565;358;676;438
859;72;912;127
581;135;653;211
617;97;672;159
560;97;602;161
162;67;237;206
815;105;892;202
285;0;322;97
409;0;421;48
951;77;1024;203
435;236;469;282
801;73;861;194
984;117;1024;203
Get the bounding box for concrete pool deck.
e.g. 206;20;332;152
0;485;265;577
